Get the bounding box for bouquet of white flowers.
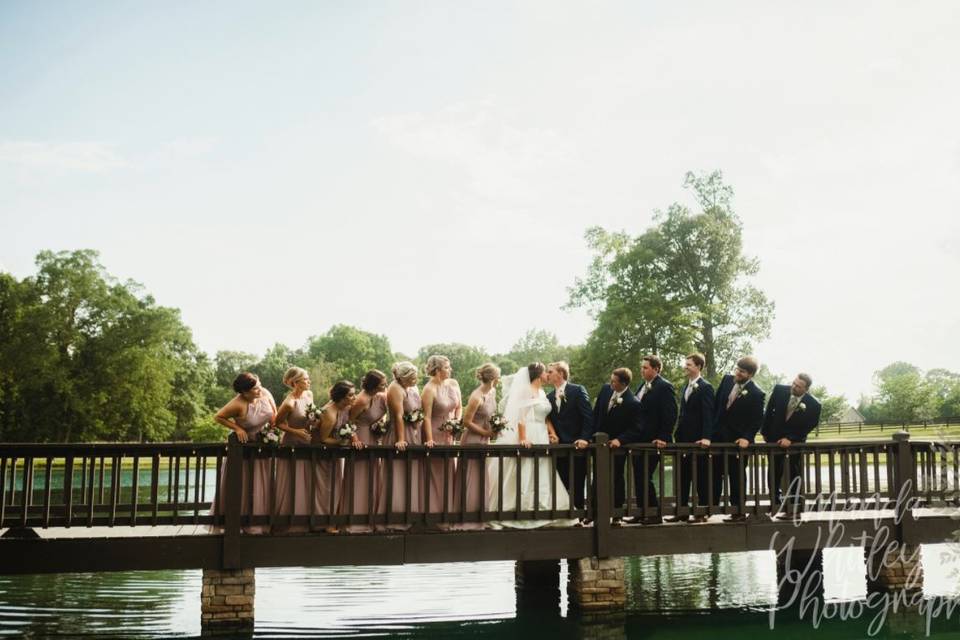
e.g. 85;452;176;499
258;422;281;445
489;413;508;435
440;419;464;439
337;422;358;442
305;402;323;430
370;414;390;439
403;409;424;424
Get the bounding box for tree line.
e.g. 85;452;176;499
1;172;954;442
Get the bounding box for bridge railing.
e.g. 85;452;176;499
1;432;944;534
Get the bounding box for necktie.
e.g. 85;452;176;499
786;395;799;421
556;390;563;409
726;383;740;410
608;392;618;411
684;383;693;402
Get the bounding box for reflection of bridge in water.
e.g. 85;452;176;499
1;432;956;633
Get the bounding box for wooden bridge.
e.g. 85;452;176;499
1;432;957;631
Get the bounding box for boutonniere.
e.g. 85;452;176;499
740;388;749;397
615;395;623;406
689;382;699;393
557;389;566;400
644;382;653;392
797;402;806;412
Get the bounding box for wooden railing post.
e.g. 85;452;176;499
892;431;916;544
222;434;243;569
592;433;611;559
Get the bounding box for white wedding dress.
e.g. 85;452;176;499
487;371;577;529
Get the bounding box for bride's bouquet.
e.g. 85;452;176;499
403;408;424;424
440;419;464;439
336;421;358;443
258;422;282;446
370;414;390;441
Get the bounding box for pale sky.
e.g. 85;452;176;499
2;1;959;404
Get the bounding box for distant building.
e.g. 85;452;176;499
835;406;866;424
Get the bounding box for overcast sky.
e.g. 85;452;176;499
2;1;959;403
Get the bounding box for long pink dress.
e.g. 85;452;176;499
340;392;386;533
426;381;461;516
312;406;346;522
212;392;275;534
381;385;423;527
274;395;313;531
455;389;494;529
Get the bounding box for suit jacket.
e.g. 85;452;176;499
547;382;593;443
676;378;716;442
712;375;765;443
762;384;822;443
592;385;642;440
619;375;677;444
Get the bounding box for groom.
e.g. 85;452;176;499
546;362;593;513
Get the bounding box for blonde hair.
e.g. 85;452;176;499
549;361;570;380
392;361;419;384
425;355;450;377
475;362;501;384
282;366;309;388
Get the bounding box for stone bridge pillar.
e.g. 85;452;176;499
567;557;626;611
201;568;255;635
865;543;924;595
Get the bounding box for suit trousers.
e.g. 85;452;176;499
772;450;804;512
713;450;751;511
556;454;587;510
677;450;714;511
630;449;661;512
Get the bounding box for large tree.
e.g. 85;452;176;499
306;324;394;387
567;171;774;380
0;250;210;442
417;342;492;399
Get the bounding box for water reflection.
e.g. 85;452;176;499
0;544;958;637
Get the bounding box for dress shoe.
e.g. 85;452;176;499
620;516;640;525
664;515;690;523
612;517;623;527
580;517;593;526
775;512;801;522
723;514;747;523
691;515;708;524
641;516;663;525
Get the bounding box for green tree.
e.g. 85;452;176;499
306;324;393;386
868;362;938;422
417;343;492;399
925;368;960;418
0;250;211;442
567;171;774;380
810;385;846;424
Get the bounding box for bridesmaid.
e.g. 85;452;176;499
274;366;313;532
313;380;356;533
382;361;423;529
212;372;277;534
340;369;388;533
455;363;500;530
421;355;462;520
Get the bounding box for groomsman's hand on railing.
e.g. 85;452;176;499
695;438;711;448
652;439;667;449
735;438;750;449
574;439;589;449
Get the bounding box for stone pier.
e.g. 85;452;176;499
567;557;626;611
865;543;924;595
201;568;255;635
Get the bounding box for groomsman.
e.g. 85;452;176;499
712;356;766;522
592;368;643;523
546;361;593;513
610;355;677;524
762;373;821;520
666;353;716;523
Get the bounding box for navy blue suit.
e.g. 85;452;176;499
712;375;766;508
763;385;821;507
675;378;716;510
547;382;593;509
593;385;642;510
617;375;678;510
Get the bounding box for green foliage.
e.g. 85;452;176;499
306;324;394;386
811;385;846;424
417;343;492;399
0;250;209;442
567;171;774;380
860;361;940;423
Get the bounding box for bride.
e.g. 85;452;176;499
487;362;577;528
